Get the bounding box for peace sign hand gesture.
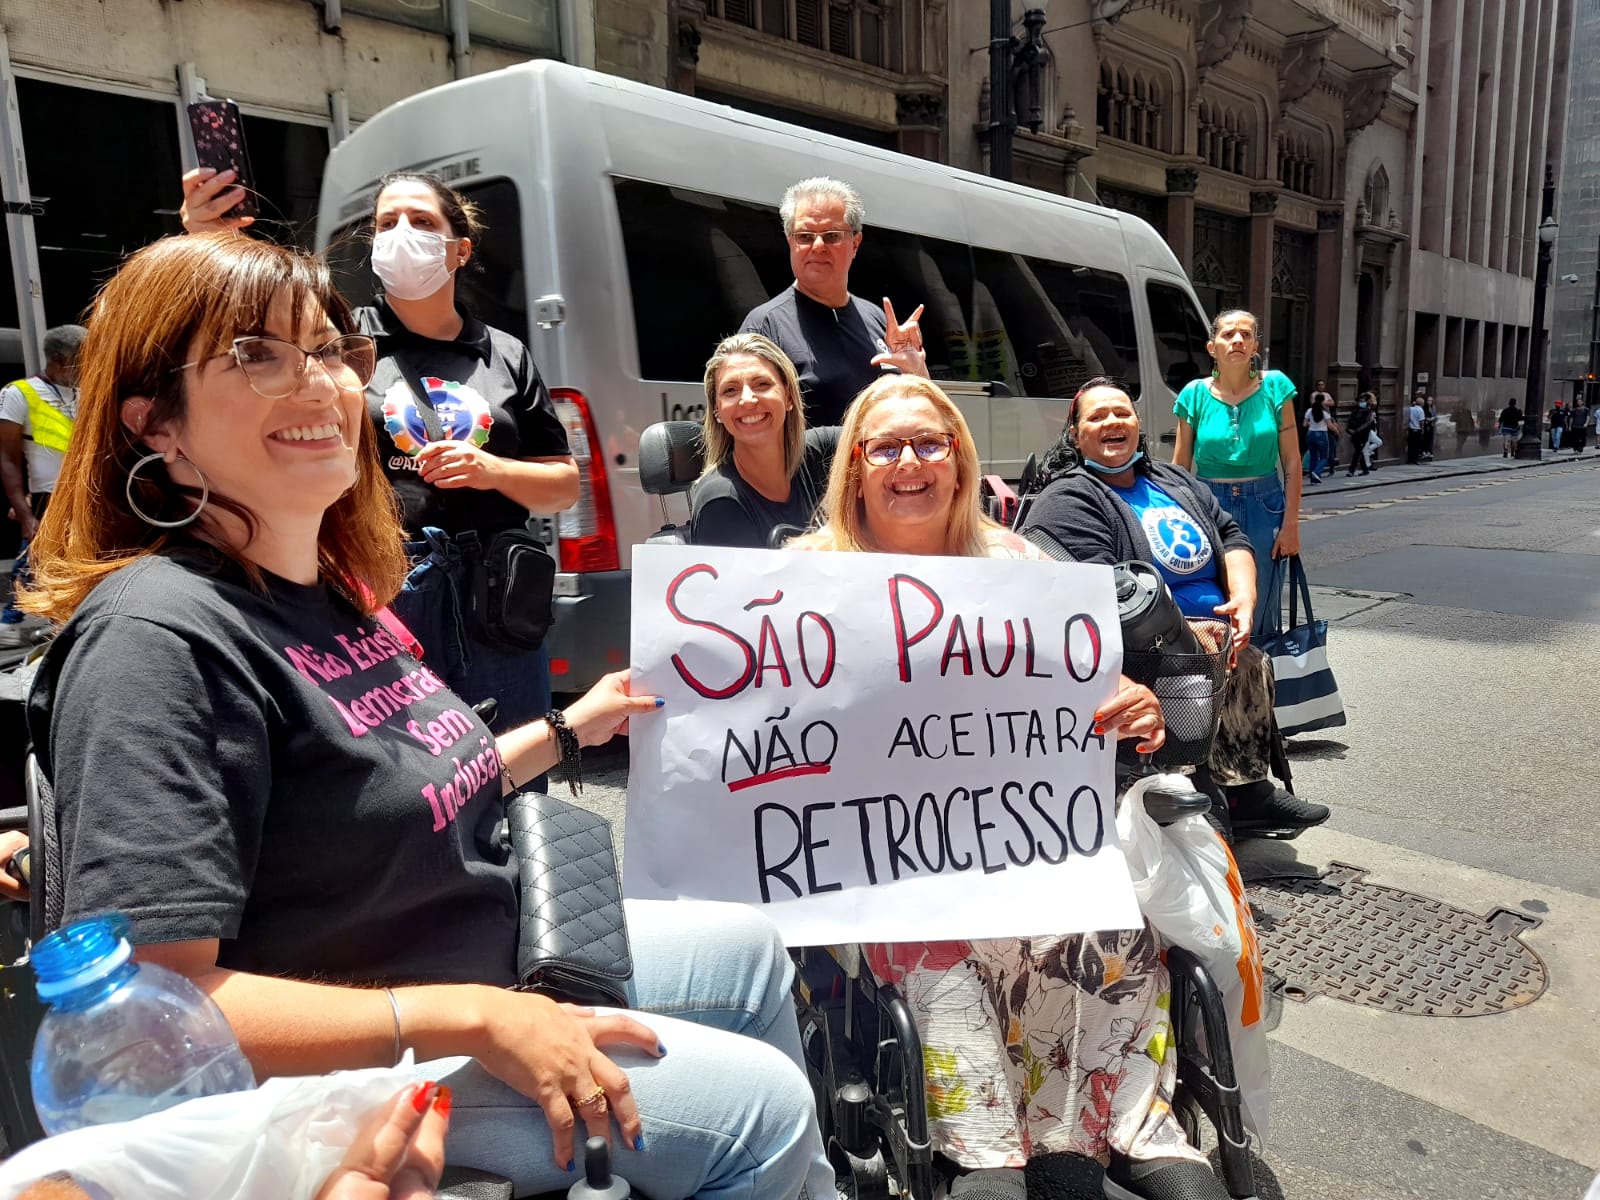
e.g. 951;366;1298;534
870;298;930;378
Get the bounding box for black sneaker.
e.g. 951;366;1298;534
1102;1156;1230;1200
1229;783;1330;838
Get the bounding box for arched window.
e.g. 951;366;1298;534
1364;162;1391;224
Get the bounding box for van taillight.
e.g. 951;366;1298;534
551;388;619;573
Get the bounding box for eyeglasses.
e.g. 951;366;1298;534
857;433;957;466
172;334;378;399
789;229;856;247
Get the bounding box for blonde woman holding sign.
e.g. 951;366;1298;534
791;375;1227;1200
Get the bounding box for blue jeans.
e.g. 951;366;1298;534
424;900;832;1199
0;541;28;625
395;528;552;786
1204;476;1286;634
1306;429;1330;479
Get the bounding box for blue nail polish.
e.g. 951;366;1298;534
565;1159;575;1173
633;1134;646;1152
653;696;666;709
656;1041;667;1056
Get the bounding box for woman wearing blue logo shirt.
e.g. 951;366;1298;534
1018;378;1329;839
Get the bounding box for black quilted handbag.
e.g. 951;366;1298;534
507;792;634;1008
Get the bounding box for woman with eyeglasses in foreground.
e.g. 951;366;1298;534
790;375;1227;1200
182;168;574;738
690;333;839;548
20;233;830;1200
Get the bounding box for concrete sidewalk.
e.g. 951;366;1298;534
1302;445;1596;500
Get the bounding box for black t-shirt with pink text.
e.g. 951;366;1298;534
29;550;519;986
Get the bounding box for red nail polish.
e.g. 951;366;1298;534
433;1085;453;1117
412;1082;436;1113
1093;724;1106;736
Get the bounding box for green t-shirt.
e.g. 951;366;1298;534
1174;370;1296;479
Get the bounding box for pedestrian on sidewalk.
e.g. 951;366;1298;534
1567;399;1589;453
1301;391;1338;484
1406;393;1425;463
1173;308;1302;634
1420;392;1437;461
0;323;86;647
1498;399;1523;457
1549;399;1567;451
1345;392;1377;475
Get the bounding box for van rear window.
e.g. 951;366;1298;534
612;178;1140;400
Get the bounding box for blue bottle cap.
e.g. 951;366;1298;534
32;914;135;1003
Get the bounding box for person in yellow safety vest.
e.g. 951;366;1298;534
0;323;86;646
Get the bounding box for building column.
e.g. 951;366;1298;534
1249;190;1277;335
1314;206;1343;391
896;93;944;163
671;15;701;94
1165;167;1198;273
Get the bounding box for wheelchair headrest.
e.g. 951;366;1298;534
638;421;706;497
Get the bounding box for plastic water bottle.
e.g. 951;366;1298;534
30;913;256;1135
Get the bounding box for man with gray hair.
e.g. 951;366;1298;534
740;176;926;426
0;323;87;645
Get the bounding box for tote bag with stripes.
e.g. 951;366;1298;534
1259;555;1347;737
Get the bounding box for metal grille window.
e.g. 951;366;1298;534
338;0;447;33
468;0;560;53
712;0;895;68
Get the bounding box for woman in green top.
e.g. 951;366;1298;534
1172;309;1302;632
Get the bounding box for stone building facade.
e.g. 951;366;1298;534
1550;0;1600;403
2;0;1575;463
1406;0;1576;458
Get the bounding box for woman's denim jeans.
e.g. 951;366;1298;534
394;528;552;786
422;900;833;1200
1306;429;1330;480
1204;476;1286;634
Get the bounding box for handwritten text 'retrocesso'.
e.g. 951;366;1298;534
625;545;1143;946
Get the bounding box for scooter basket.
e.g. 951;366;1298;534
1120;618;1232;769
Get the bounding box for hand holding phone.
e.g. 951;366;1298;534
186;99;259;222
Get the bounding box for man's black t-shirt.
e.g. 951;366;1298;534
29;551;519;987
359;299;570;538
741;286;888;426
1499;405;1523;429
690;427;841;548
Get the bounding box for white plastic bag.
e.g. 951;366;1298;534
1118;775;1271;1142
0;1056;417;1200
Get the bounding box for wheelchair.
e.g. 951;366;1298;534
637;419;1261;1200
0;753;610;1200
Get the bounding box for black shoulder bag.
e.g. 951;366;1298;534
390;350;556;653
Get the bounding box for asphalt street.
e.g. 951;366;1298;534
581;454;1600;1200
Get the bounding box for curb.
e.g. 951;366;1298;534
1304;452;1600;500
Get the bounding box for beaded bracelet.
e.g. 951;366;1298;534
545;708;583;796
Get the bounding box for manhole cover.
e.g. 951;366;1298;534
1245;862;1547;1016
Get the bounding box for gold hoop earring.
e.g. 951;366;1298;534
125;451;210;529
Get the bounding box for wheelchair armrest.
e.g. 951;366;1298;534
437;1166;514;1200
0;806;25;831
1141;782;1212;826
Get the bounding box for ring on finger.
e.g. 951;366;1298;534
574;1084;608;1112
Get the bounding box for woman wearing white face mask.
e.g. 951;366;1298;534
183;168;579;746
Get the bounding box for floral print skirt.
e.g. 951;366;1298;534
862;928;1206;1169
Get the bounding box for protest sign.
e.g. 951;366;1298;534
625;544;1143;945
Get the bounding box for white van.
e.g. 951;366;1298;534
316;60;1214;693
